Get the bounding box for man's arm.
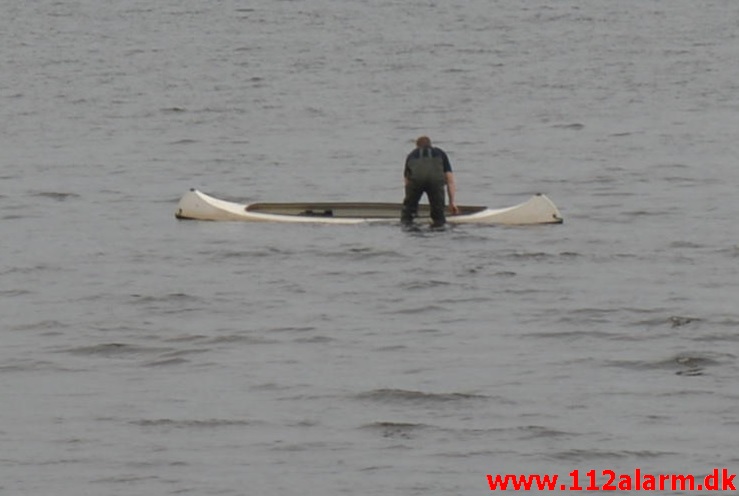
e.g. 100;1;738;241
445;172;459;214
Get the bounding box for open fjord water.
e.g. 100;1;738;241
2;0;739;494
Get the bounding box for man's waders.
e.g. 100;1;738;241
401;148;447;227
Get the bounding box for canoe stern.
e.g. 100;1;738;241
449;193;563;225
175;189;250;221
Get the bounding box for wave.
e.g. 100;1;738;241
356;388;487;405
131;418;255;428
361;421;431;439
550;448;677;461
62;343;171;357
605;352;734;376
30;191;80;201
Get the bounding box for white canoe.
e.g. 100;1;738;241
175;189;563;225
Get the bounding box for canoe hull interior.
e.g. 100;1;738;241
245;202;487;219
175;189;563;225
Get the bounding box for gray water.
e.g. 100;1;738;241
2;1;739;494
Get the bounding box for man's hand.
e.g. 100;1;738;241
445;172;458;215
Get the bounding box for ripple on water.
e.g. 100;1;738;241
61;343;173;357
29;191;81;201
131;418;257;429
361;421;431;439
355;388;488;405
605;351;734;376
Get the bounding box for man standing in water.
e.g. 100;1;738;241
401;136;459;227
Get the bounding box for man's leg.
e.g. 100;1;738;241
401;182;424;224
426;181;447;227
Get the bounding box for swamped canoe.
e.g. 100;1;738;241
175;189;564;225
